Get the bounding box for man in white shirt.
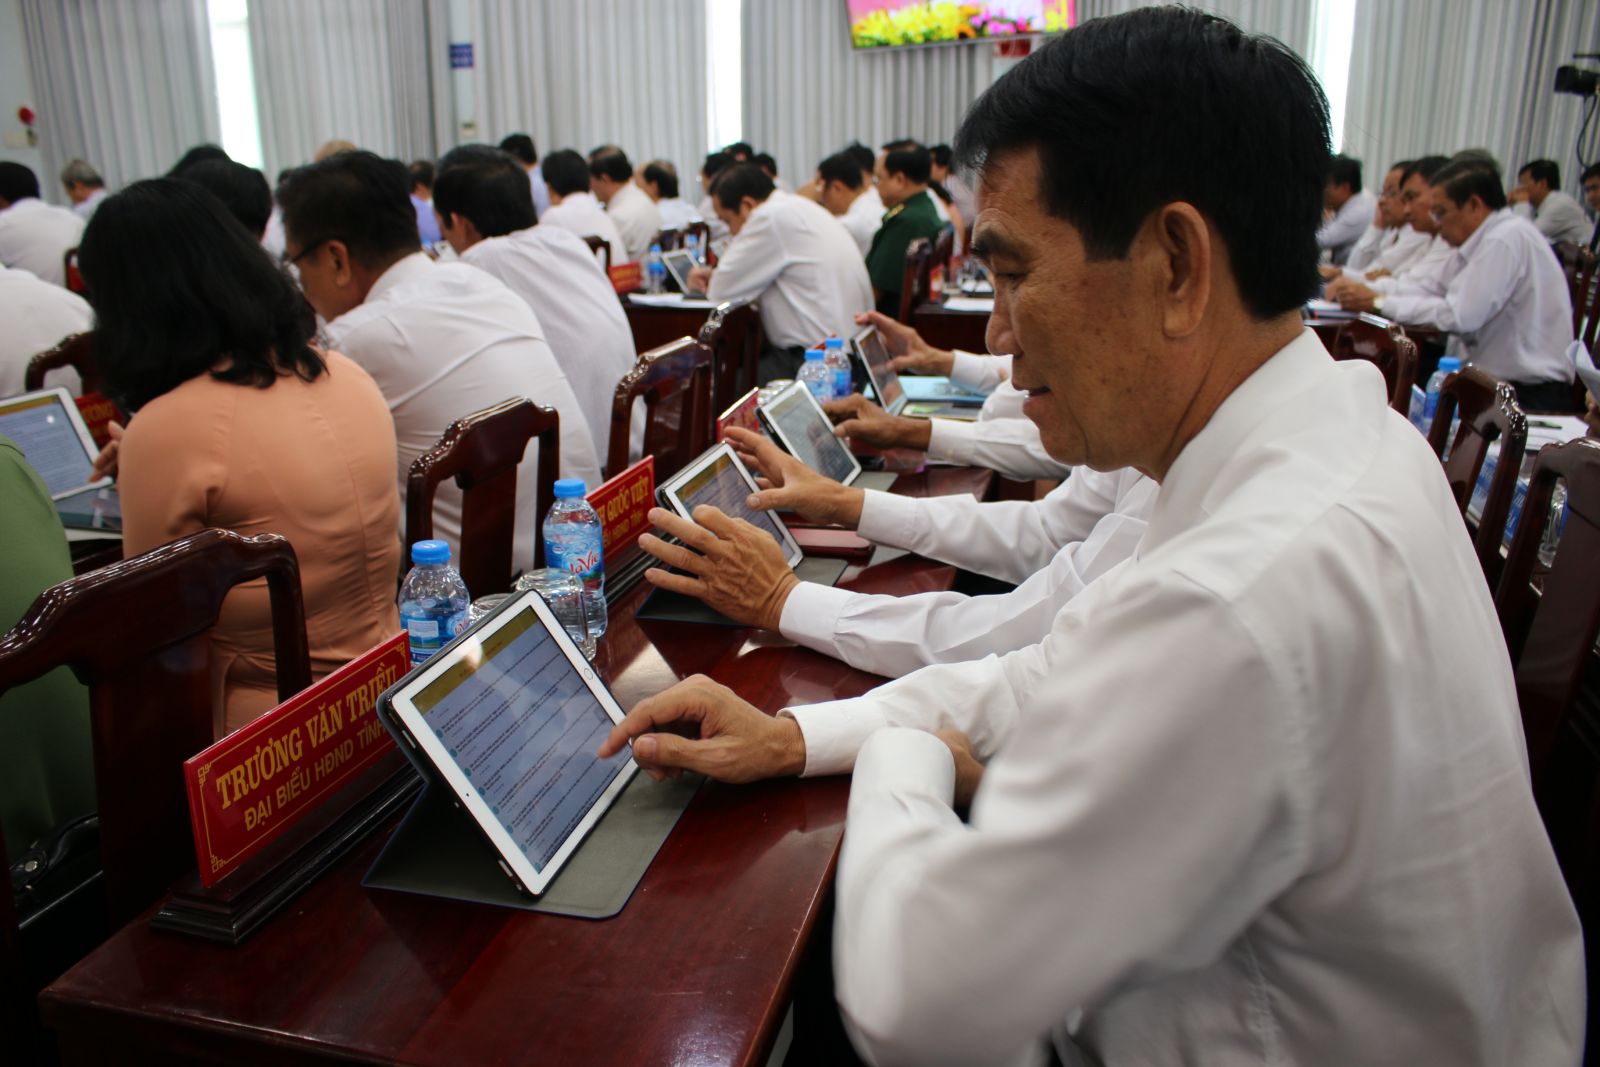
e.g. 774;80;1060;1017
59;159;108;221
588;148;661;261
1317;154;1375;265
0;264;90;396
637;160;699;232
0;163;85;288
433;144;642;469
277;150;601;574
498;133;551;221
1378;158;1578;410
597;10;1584;1064
689;163;873;382
1511;159;1592;246
537;149;626;268
695;151;736;244
813;149;881;256
1326;159;1421;277
1328;154;1460;307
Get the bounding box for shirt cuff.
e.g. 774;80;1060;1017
855;488;921;550
781;696;893;777
926;418;977;465
849;727;956;808
949;350;1001;393
777;580;855;658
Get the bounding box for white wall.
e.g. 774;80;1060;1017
0;0;48;192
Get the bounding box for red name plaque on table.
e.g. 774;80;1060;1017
589;455;655;564
717;386;762;442
609;261;642;293
183;633;409;888
75;393;119;449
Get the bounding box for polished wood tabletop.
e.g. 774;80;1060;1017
39;467;993;1067
913;298;991;355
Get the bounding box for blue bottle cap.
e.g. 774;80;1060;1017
824;337;844;349
411;539;451;565
553;478;588;498
804;349;825;361
1438;357;1462;372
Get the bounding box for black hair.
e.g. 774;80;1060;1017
1401;155;1451;185
1325;154;1362;191
542;150;592;196
818;150;865;190
498;134;537;166
1519;159;1560;188
725;141;754;159
642;160;680;199
702;150;735;179
409;159;435;192
1583;162;1600;184
1387;159;1412;177
710;163;776;211
276;150;419;268
168;143;230;177
77;179;322;411
929;144;953;168
588;149;633;182
954;7;1330;320
752;152;777;177
1433;160;1509;211
845;142;875;178
881;140;932;184
177;159;273;238
434;144;536;237
0;162;40;202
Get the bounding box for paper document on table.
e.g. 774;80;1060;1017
942;297;994;312
1304;299;1356;318
629;293;719;308
1569;340;1600;400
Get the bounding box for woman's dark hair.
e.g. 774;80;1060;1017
434;144;537;236
77;179;322;411
954;6;1331;320
168;143;230;177
176;159;273;238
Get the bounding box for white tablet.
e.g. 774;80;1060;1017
660;248;704;296
756;380;863;487
381;591;638;896
850;326;906;416
656;442;804;569
0;387;112;499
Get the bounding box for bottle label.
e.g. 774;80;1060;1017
548;540;604;587
403;610;468;664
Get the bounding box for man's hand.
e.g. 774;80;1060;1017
723;427;866;528
1363;268;1391;282
823;394;934;451
688;265;714;293
1334;282;1380;313
1508;185;1530;206
934;728;985;810
90;420;124;482
853;310;956;375
1584;391;1600;437
596;674;807;783
1318;264;1342;281
639;505;799;630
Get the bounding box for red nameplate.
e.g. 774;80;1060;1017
183;632;409;888
609;261;642;293
588;455;655;564
717;387;761;442
74;393;119;449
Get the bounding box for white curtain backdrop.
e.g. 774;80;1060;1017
431;0;708;185
19;0;220;202
248;0;436;179
1343;0;1600;195
1077;0;1314;56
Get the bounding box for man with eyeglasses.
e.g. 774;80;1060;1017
1324;160;1430;280
1326;154;1457;308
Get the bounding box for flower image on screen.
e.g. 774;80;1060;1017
848;1;1075;49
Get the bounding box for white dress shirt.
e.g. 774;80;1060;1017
839;188;884;255
1514;189;1592;246
949;349;1009;393
602;180;662;261
261;206;286;259
1340;223;1430;281
707;191;873;350
0;265;91;396
323;253;602;575
1341;223;1386;272
461;225;643;468
1317;190;1375;265
654;197;699;231
1384;209;1575;385
0;198;85;287
784;330;1584;1067
780;468;1155;677
538;192;626;267
1371;232;1459;297
926;397;1073;480
70;188;109;221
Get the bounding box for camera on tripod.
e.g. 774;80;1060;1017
1557;52;1600;96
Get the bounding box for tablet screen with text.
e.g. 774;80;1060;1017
759;381;861;486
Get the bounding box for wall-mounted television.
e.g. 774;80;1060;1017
848;1;1075;50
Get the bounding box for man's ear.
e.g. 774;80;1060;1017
1147;202;1211;340
324;239;355;285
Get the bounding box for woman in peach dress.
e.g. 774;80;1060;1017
80;179;401;735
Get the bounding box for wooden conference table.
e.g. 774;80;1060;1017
40;465;995;1066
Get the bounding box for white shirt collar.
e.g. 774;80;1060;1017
359;250;434;307
1457;207;1512;259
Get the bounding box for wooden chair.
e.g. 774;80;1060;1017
1427;366;1528;584
1555;242;1595;338
0;529;310;1049
896;237;935;323
25;332;103;395
929;224;955;295
653;227;684;251
606;337;714;480
405;398;560;594
1329;315;1419;414
699;302;764;416
583;234;612;274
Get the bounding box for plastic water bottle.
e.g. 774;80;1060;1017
399;540;471;666
798;349;832;402
645;244;666;294
543;479;607;640
823;336;851;399
1422;356;1462;425
686;232;703;266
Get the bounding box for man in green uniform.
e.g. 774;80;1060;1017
865;140;945;319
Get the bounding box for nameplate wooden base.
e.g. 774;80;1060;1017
152;754;421;945
604;544;654;605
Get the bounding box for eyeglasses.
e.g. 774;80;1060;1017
282;238;332;268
